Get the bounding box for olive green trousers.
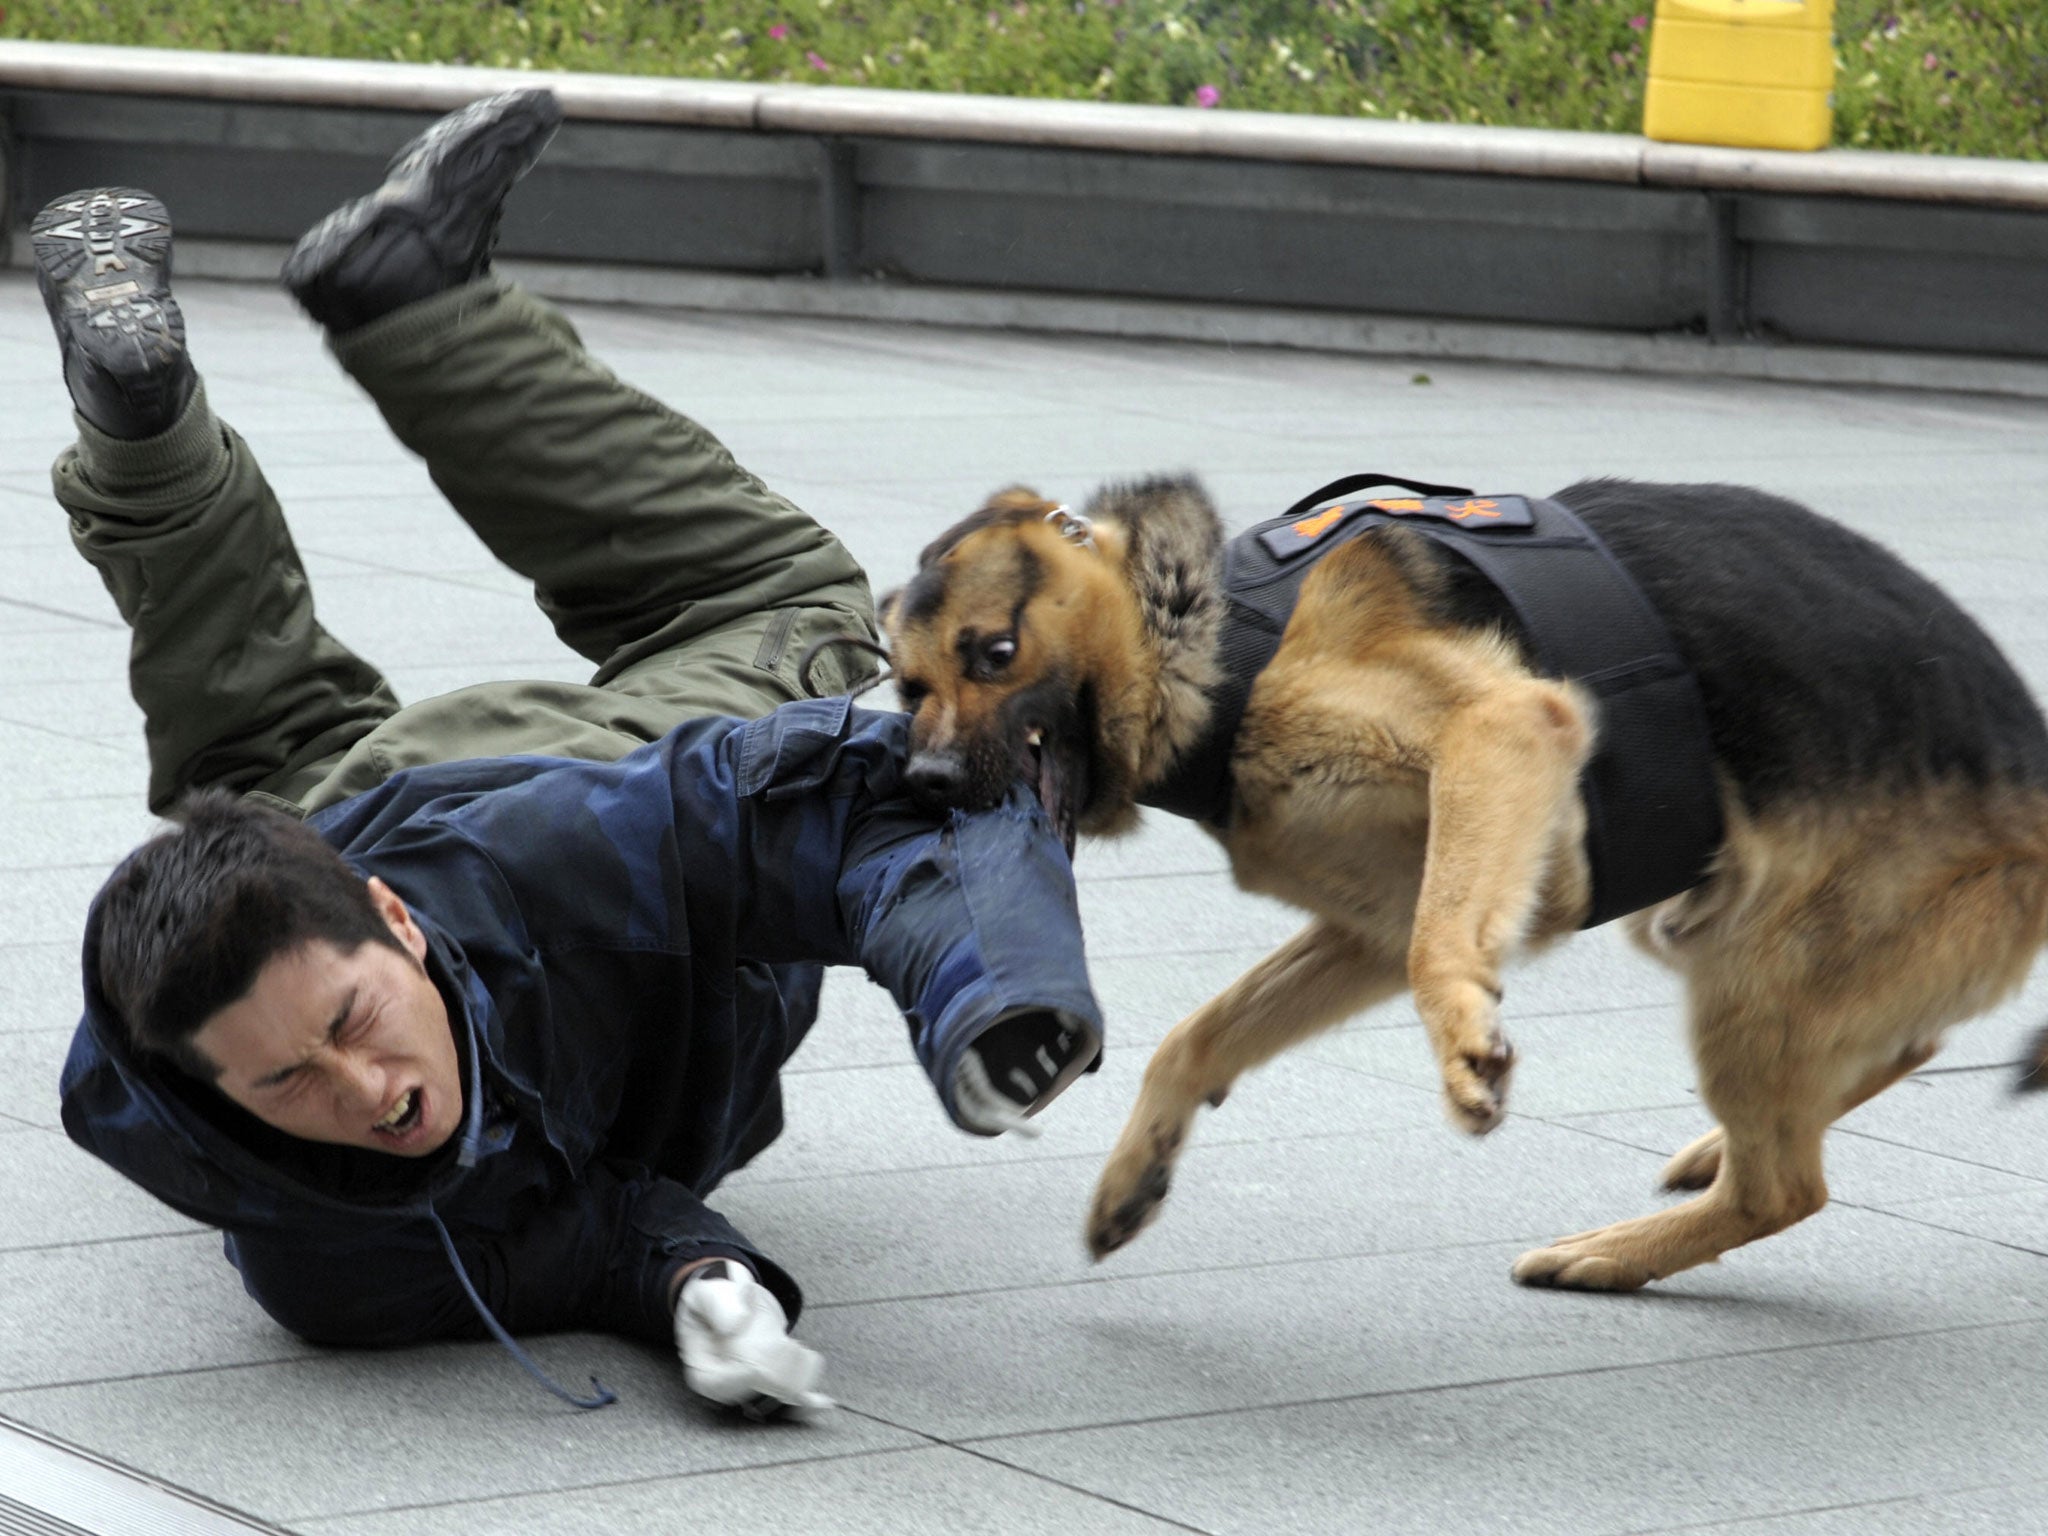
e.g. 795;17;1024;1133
53;280;876;816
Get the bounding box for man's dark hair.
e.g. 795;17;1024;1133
96;789;404;1079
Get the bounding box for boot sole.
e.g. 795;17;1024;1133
280;90;564;294
30;189;187;401
32;188;175;318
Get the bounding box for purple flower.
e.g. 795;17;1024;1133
1627;14;1648;29
1922;50;1939;70
768;22;789;39
807;49;831;70
1194;83;1220;108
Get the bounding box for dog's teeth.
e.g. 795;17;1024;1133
1026;728;1044;747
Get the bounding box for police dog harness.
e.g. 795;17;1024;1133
1138;474;1725;929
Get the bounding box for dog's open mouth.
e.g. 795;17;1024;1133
1022;723;1090;858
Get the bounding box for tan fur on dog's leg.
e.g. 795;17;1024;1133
1516;989;1837;1290
1521;807;2048;1290
1658;1039;1937;1192
1409;680;1592;1134
1087;920;1405;1259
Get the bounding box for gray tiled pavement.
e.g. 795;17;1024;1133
4;266;2048;1533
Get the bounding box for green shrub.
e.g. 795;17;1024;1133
1;1;2039;158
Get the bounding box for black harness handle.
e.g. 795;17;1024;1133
1275;473;1475;524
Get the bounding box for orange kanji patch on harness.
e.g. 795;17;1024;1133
1259;493;1537;561
1289;506;1347;540
1442;498;1502;520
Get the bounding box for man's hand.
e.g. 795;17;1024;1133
673;1261;832;1421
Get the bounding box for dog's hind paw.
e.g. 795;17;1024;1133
1511;1240;1654;1292
1660;1127;1723;1191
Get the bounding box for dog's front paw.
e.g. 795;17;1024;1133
1086;1125;1186;1260
1440;1033;1515;1135
1087;1161;1171;1260
1511;1238;1654;1292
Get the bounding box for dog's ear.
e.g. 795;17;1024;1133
984;484;1050;512
877;586;904;631
914;488;1060;570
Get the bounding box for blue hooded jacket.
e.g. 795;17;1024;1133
59;699;1101;1401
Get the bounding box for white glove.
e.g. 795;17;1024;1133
674;1262;832;1421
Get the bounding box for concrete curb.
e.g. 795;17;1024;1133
1;39;2044;210
149;235;2048;403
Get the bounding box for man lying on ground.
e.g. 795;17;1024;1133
44;89;1101;1420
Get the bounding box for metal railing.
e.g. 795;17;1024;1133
3;40;2044;381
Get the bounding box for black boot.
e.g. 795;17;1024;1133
281;88;564;333
32;189;196;441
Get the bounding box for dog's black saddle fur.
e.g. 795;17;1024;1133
1139;474;1725;929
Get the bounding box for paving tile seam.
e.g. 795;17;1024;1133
809;1403;1223;1536
2;860;129;875
1082;940;1334;963
1530;1110;2048;1206
1831;1204;2048;1263
729;1119;1439;1192
0;1347;317;1400
0;787;142;805
1;672;130;689
0;792;135;809
1828;1124;2048;1187
770;1031;1443;1070
1607;1477;2048;1536
1306;1051;1707;1113
279;1444;940;1527
932;1430;1222;1536
1305;995;1680;1032
0;620;109;640
0;714;130;750
803;1234;1571;1313
1882;1179;2048;1212
1909;1058;2033;1079
951;1315;2046;1450
1067;864;1233;884
0;596;120;630
0;1226;214;1259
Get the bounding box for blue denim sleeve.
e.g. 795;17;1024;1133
666;698;1104;1128
655;704;1105;1122
837;786;1103;1128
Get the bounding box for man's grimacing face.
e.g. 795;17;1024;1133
191;878;464;1157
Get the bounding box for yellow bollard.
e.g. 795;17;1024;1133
1643;0;1835;152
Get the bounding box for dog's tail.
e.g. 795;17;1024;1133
2016;1022;2048;1093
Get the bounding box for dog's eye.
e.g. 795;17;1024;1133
981;636;1018;672
897;679;929;713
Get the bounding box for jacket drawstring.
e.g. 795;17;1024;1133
428;1204;617;1411
455;1015;487;1172
423;1007;613;1408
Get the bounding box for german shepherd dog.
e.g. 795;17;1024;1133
880;475;2048;1291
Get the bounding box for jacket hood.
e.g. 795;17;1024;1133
60;873;491;1235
